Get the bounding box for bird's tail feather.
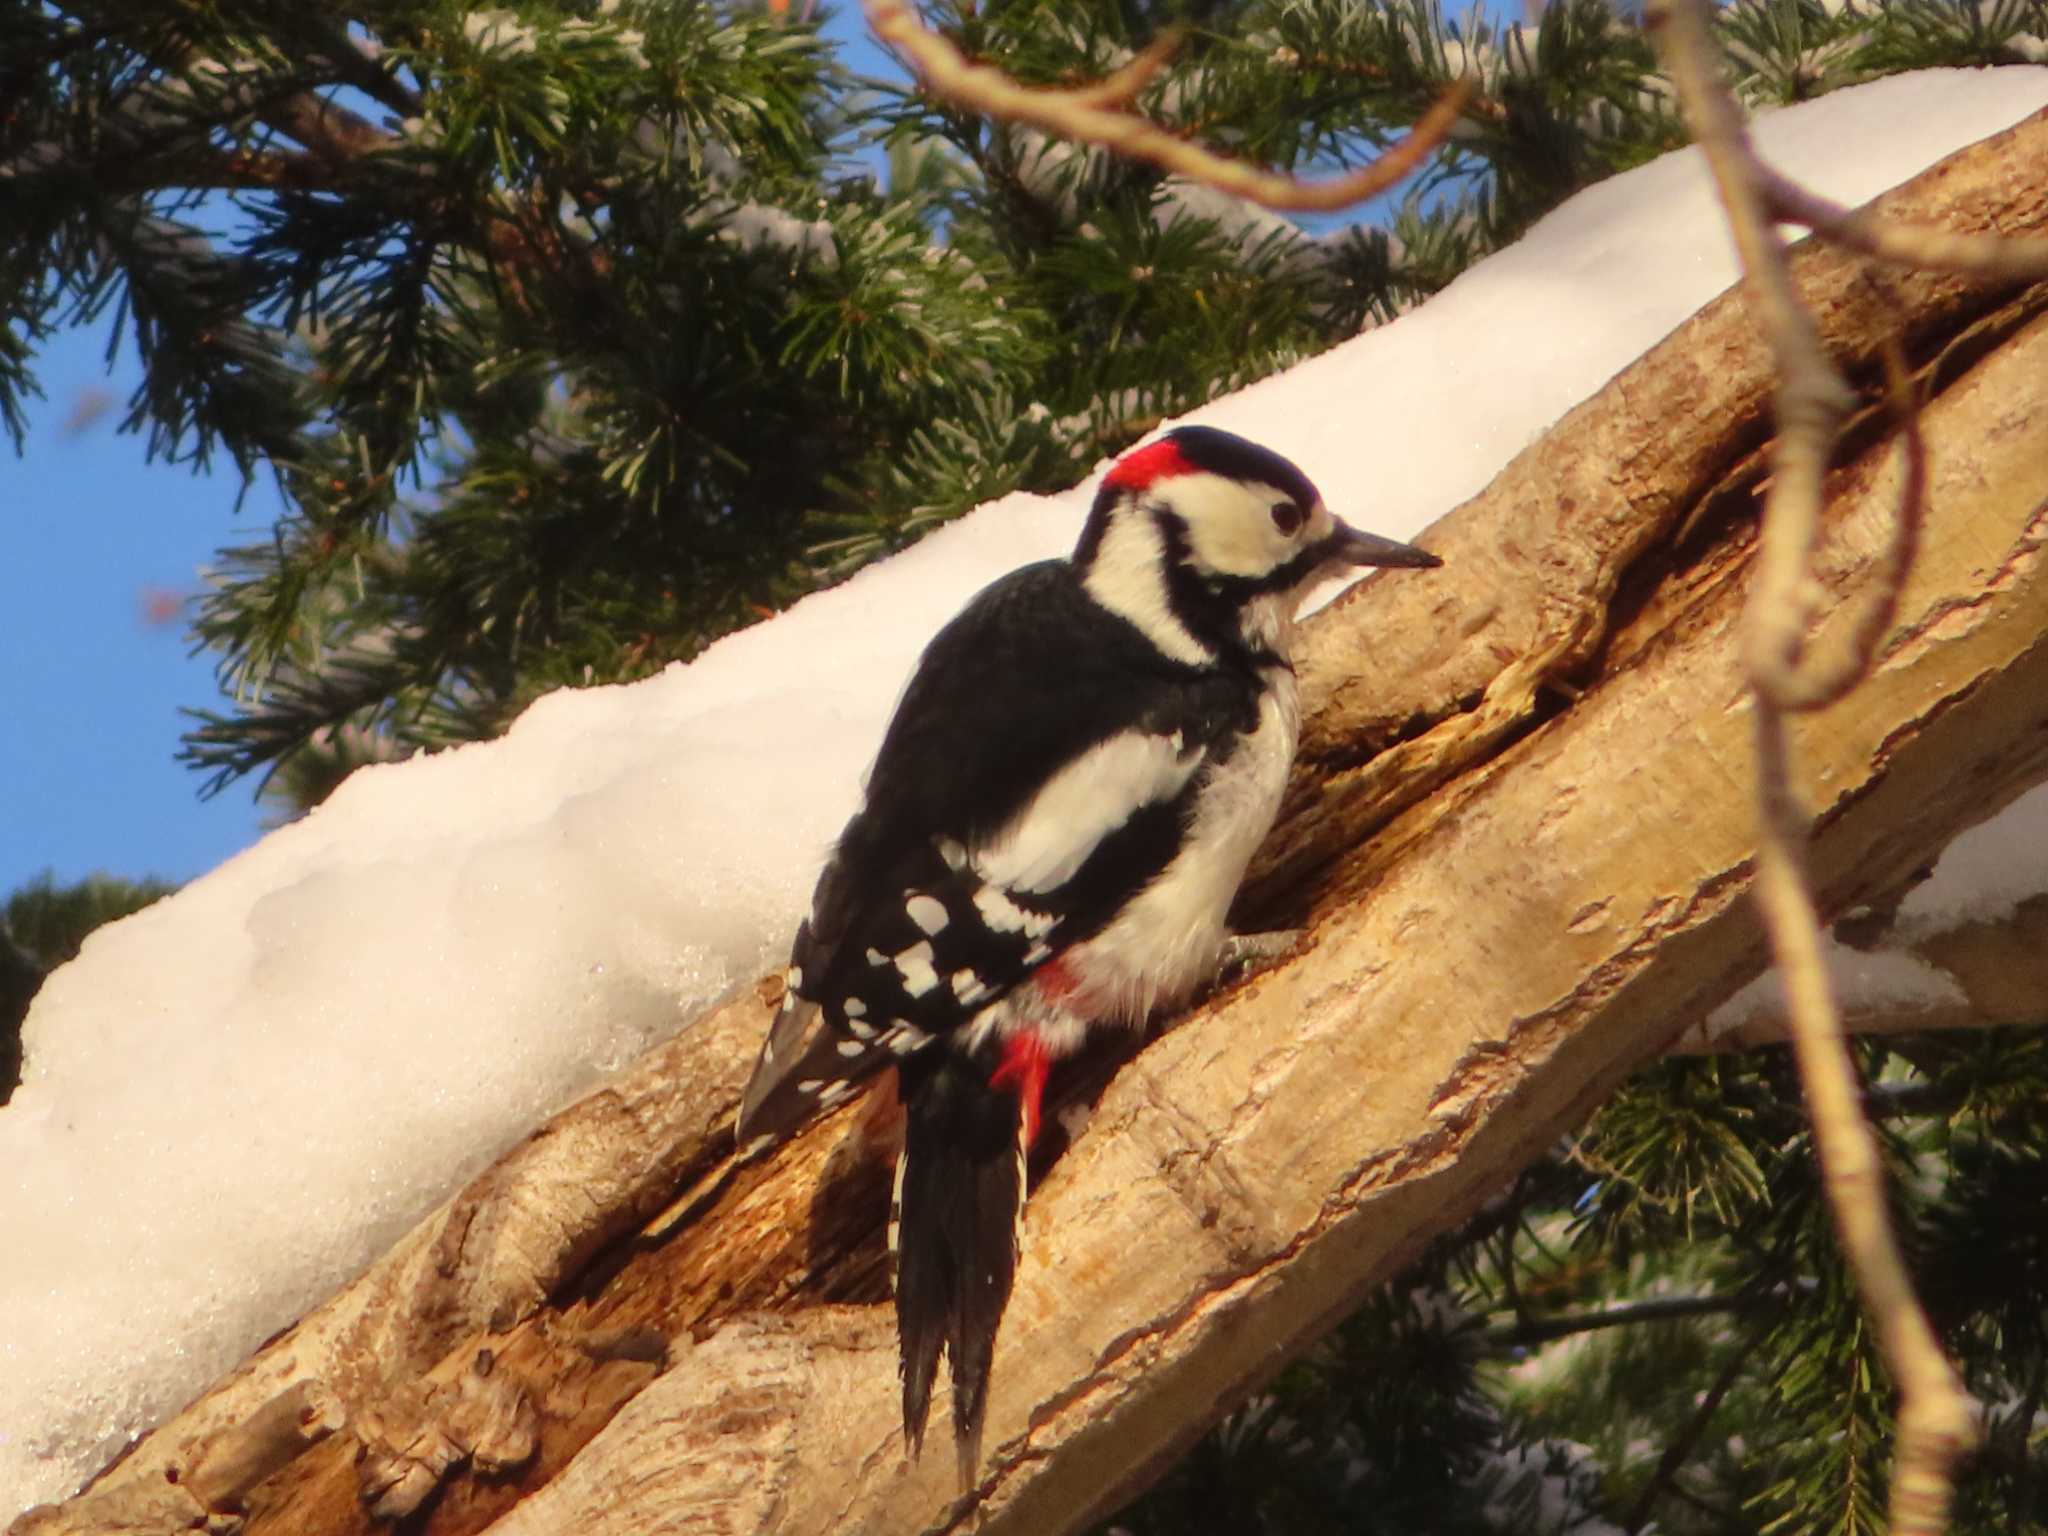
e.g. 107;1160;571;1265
894;1048;1026;1488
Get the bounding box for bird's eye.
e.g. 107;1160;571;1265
1270;501;1305;535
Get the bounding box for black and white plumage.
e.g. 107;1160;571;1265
735;425;1440;1484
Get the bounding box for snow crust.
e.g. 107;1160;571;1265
1705;942;1971;1043
1897;778;2048;929
8;68;2048;1519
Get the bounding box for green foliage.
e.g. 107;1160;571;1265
0;923;37;1106
1107;1278;1614;1536
1;871;180;1104
3;869;180;974
1854;0;2048;73
1106;1032;2048;1536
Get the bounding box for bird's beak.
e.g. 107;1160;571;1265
1324;519;1442;570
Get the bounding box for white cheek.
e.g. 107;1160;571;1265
1170;473;1295;578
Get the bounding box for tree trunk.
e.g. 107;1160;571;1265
19;109;2048;1536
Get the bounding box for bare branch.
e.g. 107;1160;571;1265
1648;3;1981;1532
1744;718;1975;1535
1060;27;1181;110
1764;166;2048;281
863;0;1475;212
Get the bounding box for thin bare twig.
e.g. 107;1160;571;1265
1764;167;2048;281
1647;4;1978;1534
1772;340;1927;713
1060;27;1181;110
863;0;1475;213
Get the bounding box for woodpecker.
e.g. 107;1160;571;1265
735;424;1439;1483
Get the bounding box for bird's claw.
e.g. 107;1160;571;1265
1212;929;1306;987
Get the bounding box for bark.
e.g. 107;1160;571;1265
16;110;2048;1536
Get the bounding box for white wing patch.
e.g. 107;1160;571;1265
888;1148;908;1263
1059;671;1301;1023
972;884;1057;939
885;1023;932;1055
906;893;949;935
895;940;939;997
974;730;1205;895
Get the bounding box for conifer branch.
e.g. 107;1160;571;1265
863;0;1476;212
1;64;320;183
3;51;593;298
1480;1290;1761;1347
296;19;423;120
1271;43;1511;125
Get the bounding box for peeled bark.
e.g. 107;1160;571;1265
17;110;2048;1536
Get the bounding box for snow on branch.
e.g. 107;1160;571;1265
863;0;1475;212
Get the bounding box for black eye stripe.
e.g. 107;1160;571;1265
1270;501;1304;535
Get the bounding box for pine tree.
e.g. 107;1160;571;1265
3;0;1688;812
6;3;2046;1533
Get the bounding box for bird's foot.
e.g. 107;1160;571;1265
1210;929;1306;990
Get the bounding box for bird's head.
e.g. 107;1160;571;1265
1073;425;1439;668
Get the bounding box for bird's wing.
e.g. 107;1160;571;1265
735;732;1207;1143
735;563;1258;1144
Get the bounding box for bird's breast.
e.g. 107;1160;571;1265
1058;672;1300;1025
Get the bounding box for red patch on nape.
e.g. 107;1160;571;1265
989;1031;1054;1148
1103;436;1194;492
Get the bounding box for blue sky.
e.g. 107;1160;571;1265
2;320;279;892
